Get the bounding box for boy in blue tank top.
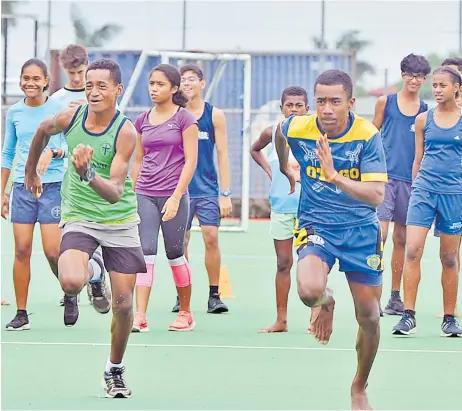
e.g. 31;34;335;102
175;64;232;314
250;86;307;333
373;54;430;316
277;70;388;410
392;66;462;338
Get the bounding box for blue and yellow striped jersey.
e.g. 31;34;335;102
281;112;388;230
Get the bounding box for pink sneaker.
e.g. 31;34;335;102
168;311;195;331
132;312;149;332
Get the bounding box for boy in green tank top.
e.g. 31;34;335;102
25;59;145;399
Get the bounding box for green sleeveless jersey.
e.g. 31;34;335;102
61;105;138;224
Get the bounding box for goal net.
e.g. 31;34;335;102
119;50;252;232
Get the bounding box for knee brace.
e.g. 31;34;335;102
135;255;155;288
169;256;192;287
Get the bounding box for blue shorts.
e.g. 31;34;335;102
377;178;411;226
186;196;220;230
406;187;462;235
10;182;62;224
296;221;383;286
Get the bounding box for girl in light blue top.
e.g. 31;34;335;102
1;58;67;331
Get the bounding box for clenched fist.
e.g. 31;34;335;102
71;144;94;178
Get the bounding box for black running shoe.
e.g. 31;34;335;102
102;366;132;398
441;315;462;337
5;310;30;331
63;295;79;327
172;296;180;313
207;294;229;314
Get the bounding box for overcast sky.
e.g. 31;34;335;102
4;0;460;93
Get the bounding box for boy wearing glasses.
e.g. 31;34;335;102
372;54;431;316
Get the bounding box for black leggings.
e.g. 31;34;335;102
137;193;189;260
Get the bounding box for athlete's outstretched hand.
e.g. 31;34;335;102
162;196;180;222
71;144;94;178
316;134;338;182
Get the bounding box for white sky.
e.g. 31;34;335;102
3;0;460;92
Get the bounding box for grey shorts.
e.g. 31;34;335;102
377;178;411;226
59;219;147;274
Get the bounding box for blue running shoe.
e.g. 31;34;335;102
441;315;462;337
392;311;416;335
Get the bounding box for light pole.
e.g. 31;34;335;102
319;0;326;72
459;0;462;54
182;0;187;51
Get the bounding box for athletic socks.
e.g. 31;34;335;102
106;358;124;373
88;259;102;284
136;255;156;288
391;290;400;299
209;285;219;297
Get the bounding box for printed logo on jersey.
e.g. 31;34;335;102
449;221;462;230
297;141;363;194
366;254;381;270
51;205;61;220
199;131;209;140
410;124;415;132
100;143;112;156
307;234;325;246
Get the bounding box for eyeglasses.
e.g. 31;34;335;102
403;73;426;81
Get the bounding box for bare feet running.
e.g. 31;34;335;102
351;385;372;410
258;321;288;333
310;289;335;344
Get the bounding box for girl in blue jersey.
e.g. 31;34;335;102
393;66;462;337
1;59;69;331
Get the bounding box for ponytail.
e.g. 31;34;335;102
172;89;188;108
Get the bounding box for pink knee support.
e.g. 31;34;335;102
136;255;155;288
169;256;192;287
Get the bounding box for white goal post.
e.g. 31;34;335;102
119;50;252;232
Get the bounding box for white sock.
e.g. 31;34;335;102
88;259;102;284
106;357;123;373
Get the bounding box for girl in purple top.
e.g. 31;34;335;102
132;64;198;332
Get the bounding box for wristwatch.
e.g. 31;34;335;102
50;148;59;158
80;167;96;184
220;190;231;197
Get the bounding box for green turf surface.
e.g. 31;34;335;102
1;220;461;410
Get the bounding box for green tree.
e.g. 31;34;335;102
312;29;375;84
70;3;123;47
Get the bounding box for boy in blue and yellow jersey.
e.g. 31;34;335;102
373;54;430;317
275;69;387;411
250;86;308;333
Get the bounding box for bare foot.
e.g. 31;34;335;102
310;292;335;344
351;387;373;410
308;307;320;334
258;321;288;333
